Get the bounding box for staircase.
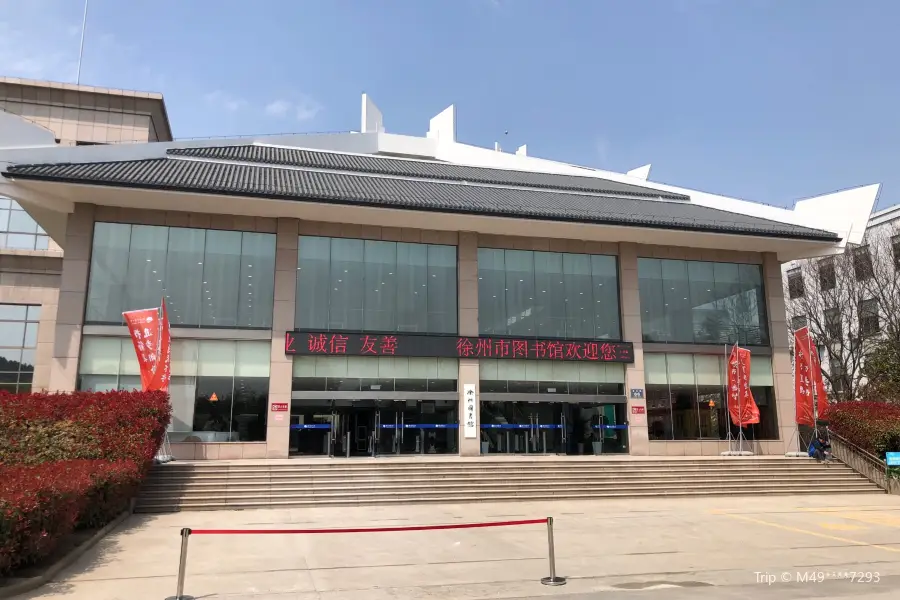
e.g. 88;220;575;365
135;457;883;513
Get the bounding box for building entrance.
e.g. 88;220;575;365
479;400;628;455
289;399;459;457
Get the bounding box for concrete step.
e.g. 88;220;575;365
142;472;866;491
134;485;882;513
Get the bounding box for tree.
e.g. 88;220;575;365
784;226;900;402
862;337;900;404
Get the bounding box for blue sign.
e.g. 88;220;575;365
630;388;645;399
290;424;331;430
886;452;900;467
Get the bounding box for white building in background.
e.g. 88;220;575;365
782;203;900;396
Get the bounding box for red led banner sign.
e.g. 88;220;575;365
285;331;634;363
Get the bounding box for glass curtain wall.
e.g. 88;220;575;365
0;197;51;250
296;236;457;334
637;258;769;346
644;352;777;441
78;337;270;442
479;360;625;394
0;304;40;392
292;356;459;392
478;249;620;339
86;223;276;328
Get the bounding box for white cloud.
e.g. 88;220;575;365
264;95;322;122
204;90;248;113
265;99;292;118
0;18;78;81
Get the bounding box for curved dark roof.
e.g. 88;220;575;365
168;144;689;200
3;152;838;241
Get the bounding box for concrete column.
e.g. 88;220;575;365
49;204;94;392
266;218;299;458
457;231;480;456
618;243;649;456
764;252;794;453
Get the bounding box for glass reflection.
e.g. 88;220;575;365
638;258;769;345
477;249;620;339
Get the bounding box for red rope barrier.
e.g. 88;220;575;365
190;518;547;535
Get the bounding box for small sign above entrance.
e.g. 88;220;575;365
630;388;644;399
286;331;634;363
271;402;289;412
631;406;646;415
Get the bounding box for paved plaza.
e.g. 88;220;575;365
14;494;900;600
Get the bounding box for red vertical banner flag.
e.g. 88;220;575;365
148;298;171;392
122;298;171;392
727;345;760;427
808;335;828;418
793;326;815;426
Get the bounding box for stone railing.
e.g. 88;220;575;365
829;431;899;495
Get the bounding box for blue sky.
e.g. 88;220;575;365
1;0;897;211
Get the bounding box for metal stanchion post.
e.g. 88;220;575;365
345;431;351;458
164;528;195;600
540;517;566;586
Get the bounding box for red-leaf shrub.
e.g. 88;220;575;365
0;390;171;468
0;462;92;574
824;401;900;457
0;391;170;575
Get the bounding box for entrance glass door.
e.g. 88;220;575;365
375;400;459;456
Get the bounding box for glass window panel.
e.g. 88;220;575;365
316;355;348;377
499;359;529;380
165;228;205;327
0;233;6;247
0;348;22;367
408;357;438;379
533;252;566;338
0;209;8;231
168;376;197;432
504;250;536;336
426;245;457;334
231;376;268;441
666;354;695;385
26;306;41;321
8;209;38;233
605;363;626;384
694;355;724;386
591;255;620;339
119;339;141;375
197;340;236;377
477;248;507;335
562;253;593;338
524;360;554;381
193;376;234;435
550;361;579;381
395;242;428;332
363;240;397;331
234;341;271;377
738;264;769;345
380;357;409;378
86;223;131;323
34;235;49;250
646;384;672;440
687;261;720;344
171;339;198;377
23;323;38;347
201;230;242;327
0;304;27;320
292;356;317;377
117;375;142;391
329;238;364;330
79;337;122;375
661;260;692;343
347;356;380;377
19;349;34;371
479;359;499;380
125;225;169;316
0;322;25;346
437;358;458;379
296;236;332;329
577;362;604;383
78;374;119;392
6;234;36;250
638;258;666;342
644;353;669;384
713;262;742;344
238;232;276;328
749;355;774;387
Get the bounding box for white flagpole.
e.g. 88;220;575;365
76;0;90;84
